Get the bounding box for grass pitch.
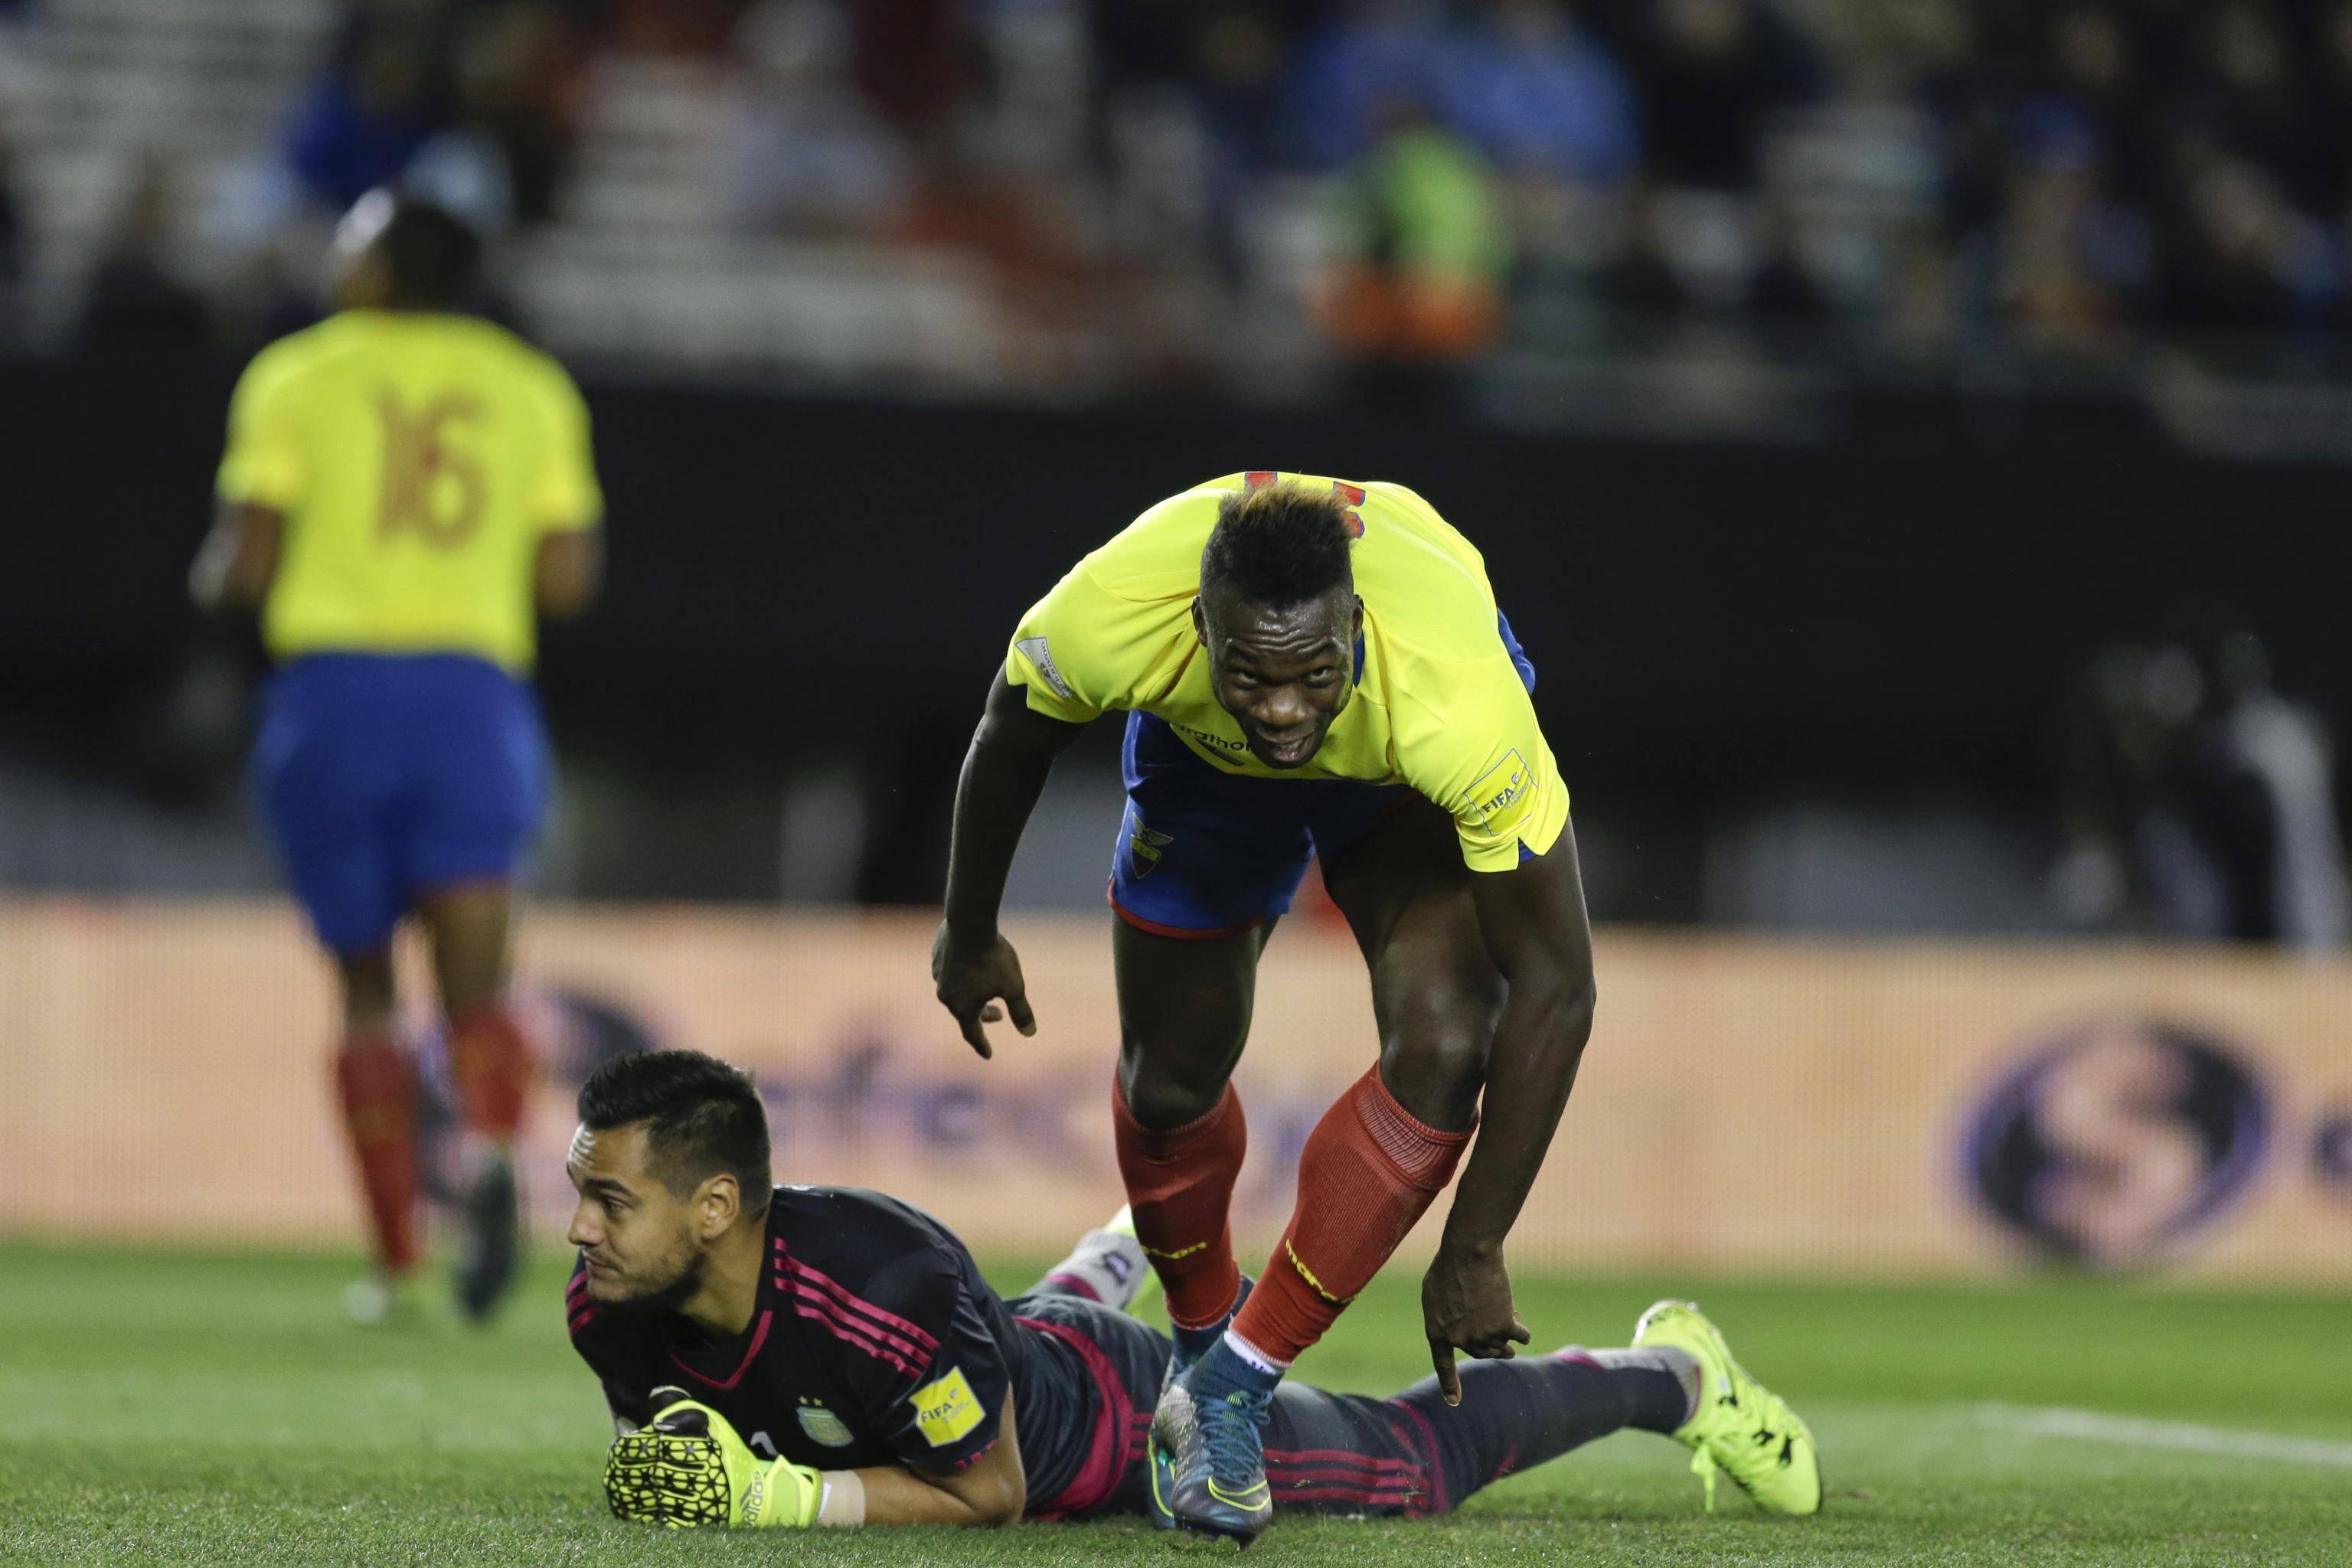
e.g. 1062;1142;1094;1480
2;1243;2347;1566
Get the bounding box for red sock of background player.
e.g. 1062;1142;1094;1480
447;1004;536;1141
1112;1076;1248;1351
332;1031;421;1276
1228;1062;1471;1370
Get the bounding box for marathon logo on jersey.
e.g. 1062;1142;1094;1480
1014;636;1073;699
1175;724;1250;757
1465;750;1537;839
910;1366;984;1448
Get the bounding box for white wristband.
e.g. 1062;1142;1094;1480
815;1469;867;1527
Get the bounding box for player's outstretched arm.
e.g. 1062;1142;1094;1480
606;1388;1026;1529
933;675;1087;1058
851;1392;1027;1527
1424;822;1598;1402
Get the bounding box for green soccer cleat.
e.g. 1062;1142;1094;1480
1632;1298;1822;1516
1150;1374;1274;1544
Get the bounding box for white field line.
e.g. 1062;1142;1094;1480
1977;1403;2352;1468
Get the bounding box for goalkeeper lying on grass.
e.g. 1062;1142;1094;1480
567;1050;1821;1534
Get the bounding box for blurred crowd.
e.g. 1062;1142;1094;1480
15;0;2352;374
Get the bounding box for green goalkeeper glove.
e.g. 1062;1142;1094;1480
606;1386;823;1529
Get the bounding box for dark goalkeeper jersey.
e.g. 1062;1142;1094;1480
567;1186;1135;1512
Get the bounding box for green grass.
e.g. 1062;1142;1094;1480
2;1243;2347;1566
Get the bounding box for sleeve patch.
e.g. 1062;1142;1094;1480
910;1366;984;1448
1464;750;1538;840
1013;636;1073;698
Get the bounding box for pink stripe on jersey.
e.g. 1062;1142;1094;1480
1391;1403;1453;1516
666;1308;773;1392
1041;1271;1103;1303
569;1306;596;1335
1270;1465;1423;1488
780;1257;940;1351
1014;1314;1145;1521
1263;1447;1419;1472
778;1275;931;1362
789;1298;926;1380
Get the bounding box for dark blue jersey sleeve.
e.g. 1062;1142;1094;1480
790;1239;1011;1475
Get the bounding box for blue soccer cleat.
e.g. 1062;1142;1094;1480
1150;1364;1274;1544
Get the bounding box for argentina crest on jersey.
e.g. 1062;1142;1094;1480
796;1400;856;1448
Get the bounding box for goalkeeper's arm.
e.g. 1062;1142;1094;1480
609;1387;1024;1529
851;1396;1025;1527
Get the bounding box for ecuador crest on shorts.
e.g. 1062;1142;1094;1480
1125;805;1174;879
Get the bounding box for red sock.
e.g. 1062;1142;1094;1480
333;1031;420;1275
1230;1063;1471;1364
1112;1077;1248;1330
447;1004;536;1140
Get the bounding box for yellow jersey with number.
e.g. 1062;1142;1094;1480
216;309;603;672
1005;472;1569;871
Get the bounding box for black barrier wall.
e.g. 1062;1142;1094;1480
2;356;2343;906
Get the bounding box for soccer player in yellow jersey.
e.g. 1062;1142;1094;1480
191;193;603;1324
933;474;1628;1541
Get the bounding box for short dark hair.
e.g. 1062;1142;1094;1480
1200;482;1356;609
578;1050;773;1215
376;195;482;309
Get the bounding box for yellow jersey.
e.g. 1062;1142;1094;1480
1006;472;1569;871
216;310;603;672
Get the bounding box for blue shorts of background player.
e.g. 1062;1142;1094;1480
253;652;549;953
1109;613;1537;938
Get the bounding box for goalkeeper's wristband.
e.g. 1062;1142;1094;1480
816;1469;867;1527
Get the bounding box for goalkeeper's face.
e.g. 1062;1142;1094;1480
564;1122;711;1308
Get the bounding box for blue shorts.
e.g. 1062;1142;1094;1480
253;653;549;953
1109;612;1537;938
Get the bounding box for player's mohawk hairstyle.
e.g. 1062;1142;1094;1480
1200;481;1357;609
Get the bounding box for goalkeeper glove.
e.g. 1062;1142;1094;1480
606;1386;822;1528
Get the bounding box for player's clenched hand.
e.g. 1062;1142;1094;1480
932;923;1037;1060
1422;1246;1532;1406
606;1387;821;1528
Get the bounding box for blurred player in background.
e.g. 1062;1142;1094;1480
2054;631;2350;949
933;474;1622;1541
570;1050;1820;1532
191;191;603;1324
